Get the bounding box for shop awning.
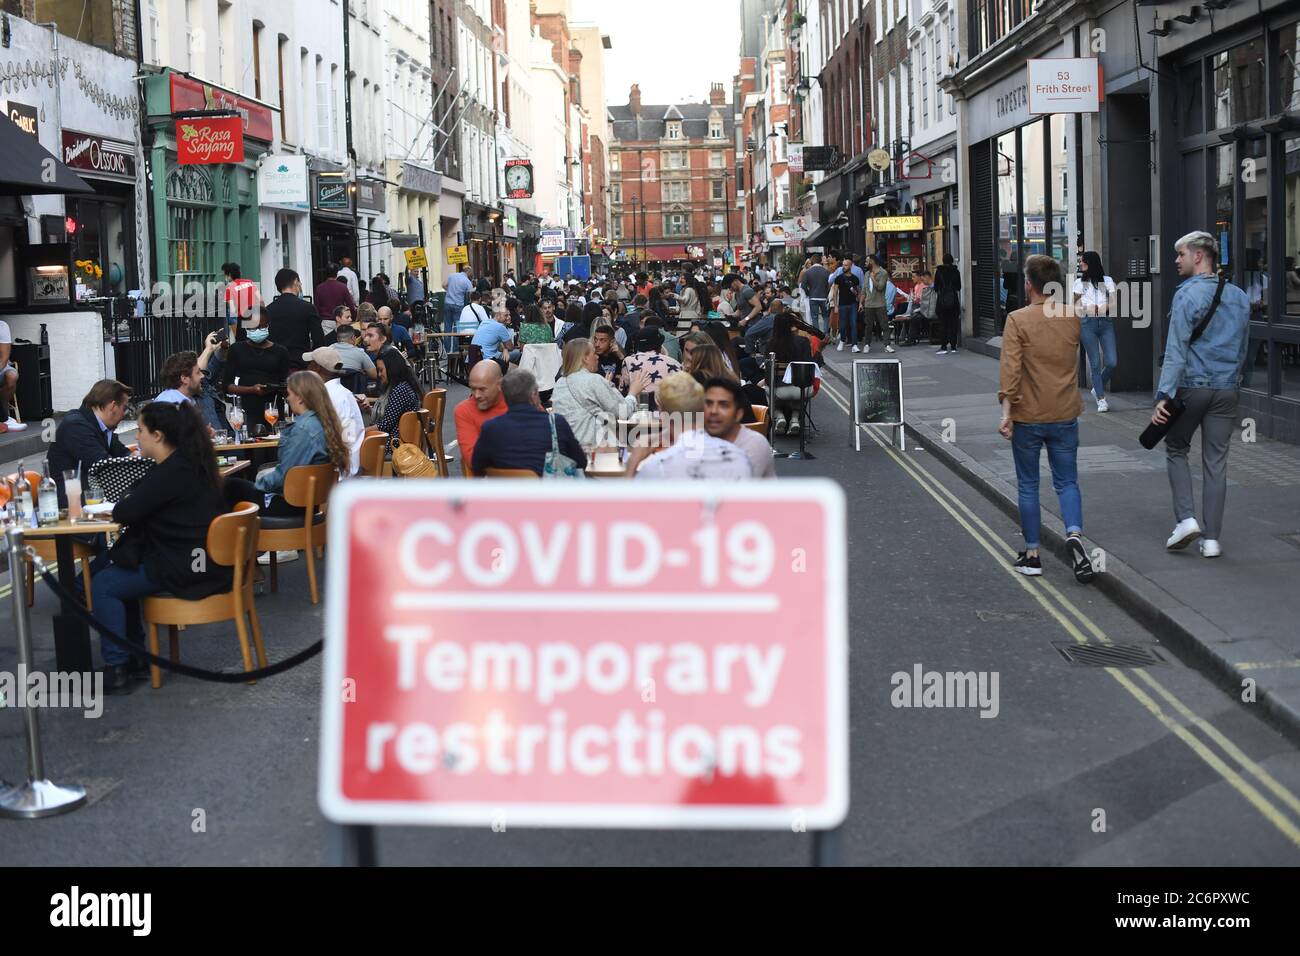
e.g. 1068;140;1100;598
0;113;95;196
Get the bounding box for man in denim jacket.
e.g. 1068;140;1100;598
1152;231;1250;558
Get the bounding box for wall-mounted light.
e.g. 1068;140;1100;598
1174;5;1201;23
1148;18;1173;36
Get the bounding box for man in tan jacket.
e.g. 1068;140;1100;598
998;254;1094;583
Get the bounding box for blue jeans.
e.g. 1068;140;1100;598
1079;316;1117;398
808;299;829;333
87;554;162;667
443;300;461;351
1011;420;1083;550
838;302;859;346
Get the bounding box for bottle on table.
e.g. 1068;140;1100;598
37;460;59;526
13;460;36;529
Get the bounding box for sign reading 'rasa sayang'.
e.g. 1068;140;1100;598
176;117;244;165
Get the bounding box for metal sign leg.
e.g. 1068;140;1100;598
326;822;379;866
812;826;843;867
0;527;86;819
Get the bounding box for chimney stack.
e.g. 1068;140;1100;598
709;82;726;106
629;83;642;116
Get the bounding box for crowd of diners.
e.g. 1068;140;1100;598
30;264;825;693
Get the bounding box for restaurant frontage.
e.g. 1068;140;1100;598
0;15;144;412
142;71;275;306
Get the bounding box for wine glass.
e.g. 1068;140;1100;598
227;402;246;443
264;402;280;434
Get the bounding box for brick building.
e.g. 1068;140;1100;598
608;82;736;267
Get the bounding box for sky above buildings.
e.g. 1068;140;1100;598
570;0;742;110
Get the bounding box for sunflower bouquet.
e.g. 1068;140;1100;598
74;259;104;281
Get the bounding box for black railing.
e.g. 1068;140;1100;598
95;297;226;407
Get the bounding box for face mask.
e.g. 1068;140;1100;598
248;328;270;343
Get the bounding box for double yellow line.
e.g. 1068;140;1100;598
817;376;1300;849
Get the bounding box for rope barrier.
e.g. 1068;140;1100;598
36;567;322;683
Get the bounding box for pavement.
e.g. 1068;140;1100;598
819;339;1300;743
3;372;1299;865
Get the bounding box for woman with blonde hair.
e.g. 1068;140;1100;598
550;337;650;449
225;370;350;518
683;343;736;385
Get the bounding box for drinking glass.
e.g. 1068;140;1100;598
228;403;246;442
63;469;82;522
264;403;280;434
85;475;105;507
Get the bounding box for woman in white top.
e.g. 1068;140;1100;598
1072;250;1118;412
549;338;651;449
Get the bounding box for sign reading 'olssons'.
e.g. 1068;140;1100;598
62;130;136;180
318;482;849;830
176;117;244;165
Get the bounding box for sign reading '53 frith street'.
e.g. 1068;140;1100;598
176;117;244;165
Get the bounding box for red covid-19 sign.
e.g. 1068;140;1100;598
318;482;848;830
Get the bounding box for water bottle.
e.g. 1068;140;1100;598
13;461;35;528
37;460;59;526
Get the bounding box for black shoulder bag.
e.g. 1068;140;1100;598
1140;274;1227;450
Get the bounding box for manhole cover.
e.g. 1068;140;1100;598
1054;642;1167;667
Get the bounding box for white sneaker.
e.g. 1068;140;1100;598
4;417;28;431
935;347;948;355
256;550;301;565
862;343;871;353
1165;518;1202;550
885;345;896;353
851;345;861;353
1096;397;1109;413
1199;539;1221;558
836;341;845;351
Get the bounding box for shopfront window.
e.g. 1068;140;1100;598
1243;138;1268;322
1275;22;1300;113
1180;63;1204;135
1049;114;1070;266
1213;144;1234;270
1283;134;1300;324
996;129;1019;317
1020;119;1047;259
1244;335;1270;398
1212;38;1266;129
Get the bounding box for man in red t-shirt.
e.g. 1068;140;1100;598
453;360;508;476
223;261;260;334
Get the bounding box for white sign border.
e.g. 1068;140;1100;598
317;479;849;831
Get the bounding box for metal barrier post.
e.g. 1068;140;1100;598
0;526;87;818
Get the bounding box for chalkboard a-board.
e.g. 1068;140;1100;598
853;359;903;426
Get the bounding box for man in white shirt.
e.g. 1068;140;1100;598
304;347;365;476
336;256;360;304
701;377;776;478
629;372;753;480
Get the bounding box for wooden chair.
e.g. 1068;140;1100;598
421;388;450;476
484;467;540;479
398;411;425;450
255;464;337;604
140;503;264;690
359;432;389;478
3;472;96;609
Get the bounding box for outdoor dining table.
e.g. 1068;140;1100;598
23;518;121;673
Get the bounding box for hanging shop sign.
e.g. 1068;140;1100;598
502;205;519;239
61;130;135;181
357;178;386;214
315;177;352;211
1027;58;1101;115
7;101;38;139
781;216;817;241
176;117;245;165
539;230;567;254
169;73;274;143
787;143;804;174
504;159;534;199
258;154;308;205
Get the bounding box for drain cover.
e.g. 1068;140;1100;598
1054;642;1167;667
